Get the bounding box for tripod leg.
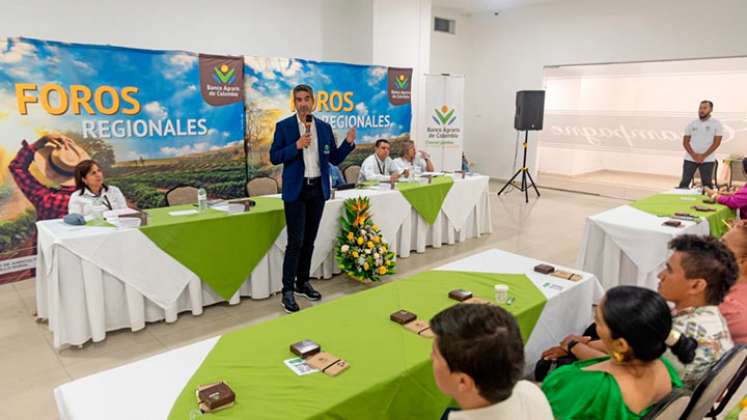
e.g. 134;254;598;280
523;171;529;203
498;169;523;195
526;169;541;197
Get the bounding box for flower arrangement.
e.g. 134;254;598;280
335;196;396;283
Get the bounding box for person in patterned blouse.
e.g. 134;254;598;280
657;234;737;388
8;134;89;220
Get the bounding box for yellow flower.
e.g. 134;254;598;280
352;251;359;258
373;236;380;244
367;241;375;249
347;232;354;241
372;224;379;231
378;266;387;275
357;236;364;245
381;245;387;253
363;262;369;271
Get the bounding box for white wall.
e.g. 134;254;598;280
0;0;373;64
429;7;469;76
436;0;747;179
372;0;431;145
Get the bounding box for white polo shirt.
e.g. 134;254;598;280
297;115;321;178
684;117;723;163
447;380;553;420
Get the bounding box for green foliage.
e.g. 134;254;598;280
0;209;36;251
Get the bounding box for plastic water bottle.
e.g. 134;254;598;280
197;188;208;212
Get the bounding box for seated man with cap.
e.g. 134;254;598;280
358;138;407;183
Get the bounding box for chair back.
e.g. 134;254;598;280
641;388;690;420
343;165;361;184
165;186;198;206
246;177;278;197
682;345;747;420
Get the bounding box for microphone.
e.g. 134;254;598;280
304;114;312;134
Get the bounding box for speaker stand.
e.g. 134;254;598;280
498;130;540;203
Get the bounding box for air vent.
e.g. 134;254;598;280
434;17;455;34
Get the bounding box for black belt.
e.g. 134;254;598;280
304;177;321;186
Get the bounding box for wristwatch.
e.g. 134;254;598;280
566;340;580;355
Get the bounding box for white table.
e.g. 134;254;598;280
54;248;603;420
36;175;491;348
576;189;710;291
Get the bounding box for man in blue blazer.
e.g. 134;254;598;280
270;84;356;313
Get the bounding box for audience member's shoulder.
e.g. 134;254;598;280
513;381;553;419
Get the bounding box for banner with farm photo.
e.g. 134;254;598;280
0;37;245;283
243;57;412;182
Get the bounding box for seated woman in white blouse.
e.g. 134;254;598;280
67;160;128;218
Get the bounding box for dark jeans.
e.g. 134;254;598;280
282;181;325;293
678;160;715;189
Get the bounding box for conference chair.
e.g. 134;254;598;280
640;389;691;420
343;165;361;184
641;388;690;420
246;177;279;197
165;186;198;206
681;345;747;420
726;157;747;190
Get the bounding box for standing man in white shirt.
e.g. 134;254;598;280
358;139;408;182
678;100;723;189
393;140;434;174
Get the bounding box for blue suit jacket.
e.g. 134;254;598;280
270;115;355;202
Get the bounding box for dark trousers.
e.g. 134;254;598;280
282;181;325;293
678;160;715;189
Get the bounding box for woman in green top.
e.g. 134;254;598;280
541;286;688;419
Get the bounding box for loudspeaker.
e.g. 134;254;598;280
514;90;545;131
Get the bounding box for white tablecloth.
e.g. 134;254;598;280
54;248;603;420
576;194;710;291
36;175;491;348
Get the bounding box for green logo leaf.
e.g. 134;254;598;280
214;66;235;84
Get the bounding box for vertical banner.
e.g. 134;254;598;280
0;37;245;284
422;74;464;171
244;57;412;183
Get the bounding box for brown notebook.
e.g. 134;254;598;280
196;381;235;412
403;319;434;338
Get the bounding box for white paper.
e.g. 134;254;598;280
168;209;199;216
103;208;139;218
421;171;445;177
283;357;319;376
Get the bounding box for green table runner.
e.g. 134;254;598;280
168;270;547;420
396;176;454;224
630;193;735;237
140;197;285;300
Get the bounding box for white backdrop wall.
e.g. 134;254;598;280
431;0;747;180
0;0;373;64
539;57;747;177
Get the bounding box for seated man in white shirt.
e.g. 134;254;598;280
394;140;434;174
358;138;408;182
68;159;129;218
430;304;553;420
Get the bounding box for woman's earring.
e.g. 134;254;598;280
612;351;625;364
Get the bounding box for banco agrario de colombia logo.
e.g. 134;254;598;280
213;64;237;85
387;67;412;106
433;105;456;126
199;54;244;106
395;73;409;89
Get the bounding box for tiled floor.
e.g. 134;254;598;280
0;177;738;419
